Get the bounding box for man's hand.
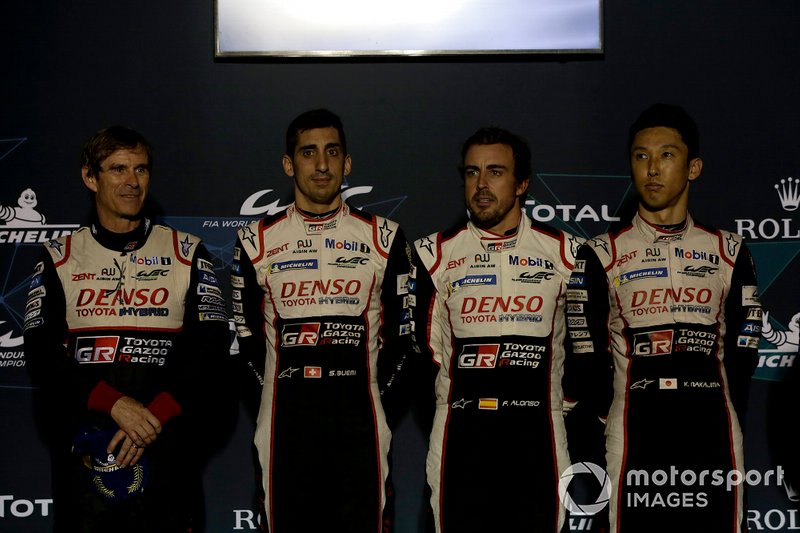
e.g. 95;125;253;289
107;429;146;467
110;396;162;447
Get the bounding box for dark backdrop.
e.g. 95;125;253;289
2;1;799;531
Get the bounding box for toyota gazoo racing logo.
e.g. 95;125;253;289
281;323;320;347
632;330;674;356
457;344;499;368
558;461;612;516
75;336;120;364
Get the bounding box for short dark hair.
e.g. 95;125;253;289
628;103;699;161
459;127;532;184
285;109;347;156
81;125;152;177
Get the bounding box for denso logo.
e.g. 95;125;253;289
458;344;500;368
461;296;544;314
75;336;119;363
280;279;361;298
631;288;713;307
281;323;320;347
633;330;673;356
76;288;169;307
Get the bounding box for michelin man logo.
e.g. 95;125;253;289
0;188;46;226
762;311;799;354
758;310;798;373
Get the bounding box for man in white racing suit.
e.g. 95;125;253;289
24;125;231;532
411;127;579;533
232;109;412;533
564;104;761;533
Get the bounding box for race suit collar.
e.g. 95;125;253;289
291;202;348;236
633;212;693;243
90;216;152;252
470;209;526;252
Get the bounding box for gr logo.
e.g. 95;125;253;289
633;330;674;357
75;336;119;364
458;344;500;368
281;323;320;347
558;461;612;516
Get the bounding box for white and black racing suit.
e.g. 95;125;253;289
410;211;581;533
232;202;412;533
563;213;761;533
24;217;231;532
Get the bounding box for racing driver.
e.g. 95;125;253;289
410;127;580;533
231;109;412;532
563;103;761;532
24;125;230;532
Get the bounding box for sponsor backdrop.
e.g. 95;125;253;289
2;0;799;531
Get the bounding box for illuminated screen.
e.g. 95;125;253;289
215;0;603;57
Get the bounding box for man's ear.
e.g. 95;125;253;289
282;155;294;177
515;178;530;198
344;154;352;177
81;166;98;192
688;157;703;182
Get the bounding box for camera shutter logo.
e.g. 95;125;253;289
558;461;612;515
